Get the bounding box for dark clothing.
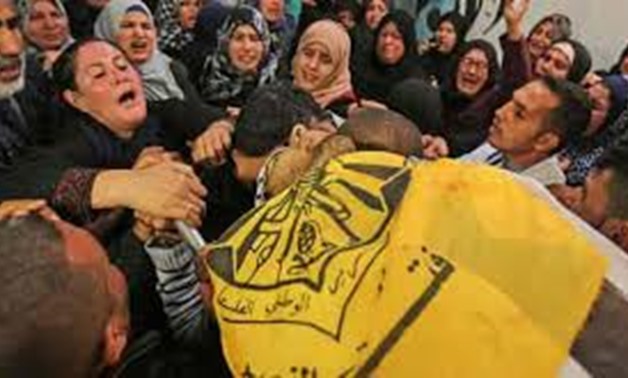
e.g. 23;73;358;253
349;23;374;83
0;77;61;168
65;0;101;39
149;60;228;135
111;328;230;378
198;157;256;242
354;11;427;104
419;49;458;86
440;36;528;157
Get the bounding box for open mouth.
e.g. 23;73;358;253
0;59;22;81
130;40;149;50
118;89;138;107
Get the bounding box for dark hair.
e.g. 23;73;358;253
556;39;592;84
333;0;362;22
595;135;628;219
374;10;417;64
540;76;592;151
451;39;500;94
51;37;123;94
233;81;327;157
387;78;442;135
436;11;468;46
0;216;108;377
610;43;628;74
338;108;423;157
528;13;572;42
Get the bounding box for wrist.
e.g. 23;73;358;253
91;170;135;209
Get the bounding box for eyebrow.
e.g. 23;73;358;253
0;15;20;29
512;97;527;114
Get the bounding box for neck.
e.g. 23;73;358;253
232;150;268;183
503;151;548;172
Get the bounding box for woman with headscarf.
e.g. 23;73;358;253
348;0;390;76
197;5;278;112
291;19;356;119
250;0;296;60
94;0;226;128
562;74;628;186
610;44;628;76
154;0;200;60
354;10;426;105
419;11;468;87
526;12;572;69
533;38;592;84
19;0;74;72
437;40;501;157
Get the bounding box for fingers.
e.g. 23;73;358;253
0;199;47;220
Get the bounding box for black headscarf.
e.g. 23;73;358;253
561;39;592;84
441;39;501;157
420;11;468;86
610;44;628;75
354;10;426;103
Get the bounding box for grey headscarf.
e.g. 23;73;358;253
18;0;74;52
94;0;185;101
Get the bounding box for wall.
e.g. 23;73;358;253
397;0;628;70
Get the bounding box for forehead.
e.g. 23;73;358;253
232;23;258;35
0;3;17;20
122;10;150;22
31;0;58;11
380;21;400;34
463;48;488;61
514;81;560;112
76;42;123;67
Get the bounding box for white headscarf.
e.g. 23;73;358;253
94;0;185;101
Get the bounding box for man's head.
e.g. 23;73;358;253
233;81;335;158
0;215;129;376
576;139;628;228
338;108;423;157
488;77;591;168
0;0;25;99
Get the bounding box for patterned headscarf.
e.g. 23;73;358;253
154;0;194;55
94;0;185;101
198;5;278;104
292;20;353;108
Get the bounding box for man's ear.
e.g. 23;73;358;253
534;131;560;154
102;315;128;367
289;124;307;149
62;90;88;112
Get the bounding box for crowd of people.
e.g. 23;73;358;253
0;0;627;375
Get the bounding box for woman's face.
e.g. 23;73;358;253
376;21;404;66
259;0;284;23
179;0;200;30
116;11;156;65
534;45;571;80
228;24;264;73
293;42;335;92
25;0;70;51
527;21;554;62
620;55;628;75
337;10;356;30
585;76;611;136
65;42;146;137
435;20;457;54
455;48;490;97
364;0;388;30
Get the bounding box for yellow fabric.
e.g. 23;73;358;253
203;152;607;377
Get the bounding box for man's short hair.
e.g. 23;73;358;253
540;76;592;151
233;81;328;157
338;108;423;157
595;136;628;220
0;216;108;377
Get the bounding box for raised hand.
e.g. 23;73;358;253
191;120;234;165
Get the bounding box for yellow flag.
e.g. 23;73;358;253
203;152;606;377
